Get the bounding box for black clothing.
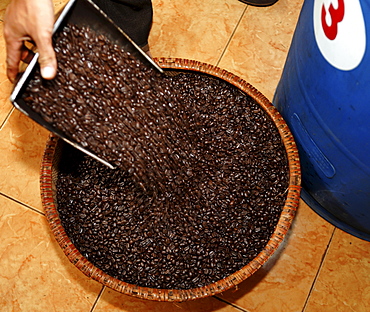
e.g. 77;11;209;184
93;0;153;48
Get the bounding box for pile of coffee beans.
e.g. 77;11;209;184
25;24;290;290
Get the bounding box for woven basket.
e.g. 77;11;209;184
40;58;301;302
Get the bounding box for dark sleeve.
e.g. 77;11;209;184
92;0;153;48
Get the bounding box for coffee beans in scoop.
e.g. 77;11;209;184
23;24;194;192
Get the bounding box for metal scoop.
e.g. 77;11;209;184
10;0;163;169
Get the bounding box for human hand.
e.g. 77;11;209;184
4;0;56;83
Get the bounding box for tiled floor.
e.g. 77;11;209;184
0;0;369;311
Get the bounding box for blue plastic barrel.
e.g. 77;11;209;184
274;0;370;240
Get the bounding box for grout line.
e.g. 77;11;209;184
0;107;14;130
0;107;15;131
301;227;337;312
213;295;251;312
0;191;45;216
90;286;106;312
216;6;248;67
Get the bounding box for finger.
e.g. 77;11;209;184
5;40;23;83
35;34;57;80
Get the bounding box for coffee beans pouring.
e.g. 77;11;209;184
24;24;193;192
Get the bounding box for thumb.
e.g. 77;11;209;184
36;35;57;80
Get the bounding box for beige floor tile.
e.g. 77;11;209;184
0;0;10;20
218;0;304;101
94;287;241;312
149;0;246;65
0;81;13;129
0;194;102;312
216;199;335;312
0;109;50;212
305;229;370;312
54;0;69;12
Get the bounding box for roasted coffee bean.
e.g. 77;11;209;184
25;24;289;290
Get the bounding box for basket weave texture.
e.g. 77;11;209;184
40;58;301;302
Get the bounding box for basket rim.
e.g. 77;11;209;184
40;57;301;302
